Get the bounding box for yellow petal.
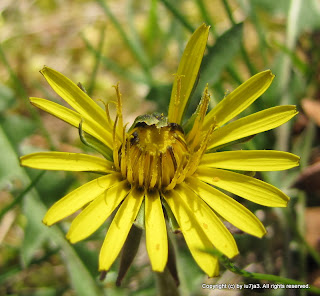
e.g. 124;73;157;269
30;97;113;149
176;184;239;258
186;176;266;238
168;24;210;124
66;180;130;243
99;188;144;271
40;67;111;133
20;152;114;173
207;105;298;150
163;189;219;277
200;150;300;171
203;70;275;130
196;167;289;207
145;190;168;272
43;173;121;226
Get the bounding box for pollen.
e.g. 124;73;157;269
111;85;213;192
118;123;189;190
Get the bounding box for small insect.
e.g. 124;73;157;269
130;112;185;134
130;112;169;129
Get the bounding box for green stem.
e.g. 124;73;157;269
195;0;243;85
285;196;320;267
0;266;20;284
195;0;213;29
159;0;194;32
221;0;257;76
96;0;152;82
87;25;106;96
81;34;147;84
248;3;268;65
0;43;56;151
208;249;320;294
155;268;180;296
225;66;243;85
0;247;60;285
297;192;307;295
221;0;236;24
299;232;320;267
273;1;303;290
0;171;45;221
276;0;302;152
161;0;243;86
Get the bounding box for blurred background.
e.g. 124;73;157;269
1;0;320;295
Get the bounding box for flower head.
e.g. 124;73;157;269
20;24;299;279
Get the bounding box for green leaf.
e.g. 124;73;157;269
272;40;309;75
0;124;27;189
0;83;15;112
249;0;290;14
96;0;152;81
0;114;35;151
297;0;320;33
24;188;103;296
159;0;194;32
193;23;243;101
0;266;20;286
250;0;320;34
0;123;102;296
73;243;99;278
145;83;172;114
82;33;148;85
22;195;53;267
145;0;164;63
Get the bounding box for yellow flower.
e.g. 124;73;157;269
20;24;299;277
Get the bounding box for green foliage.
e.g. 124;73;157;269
0;83;15;112
1;0;320;295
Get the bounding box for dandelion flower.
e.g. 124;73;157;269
20;24;299;278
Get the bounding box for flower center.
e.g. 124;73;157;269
118;123;189;190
